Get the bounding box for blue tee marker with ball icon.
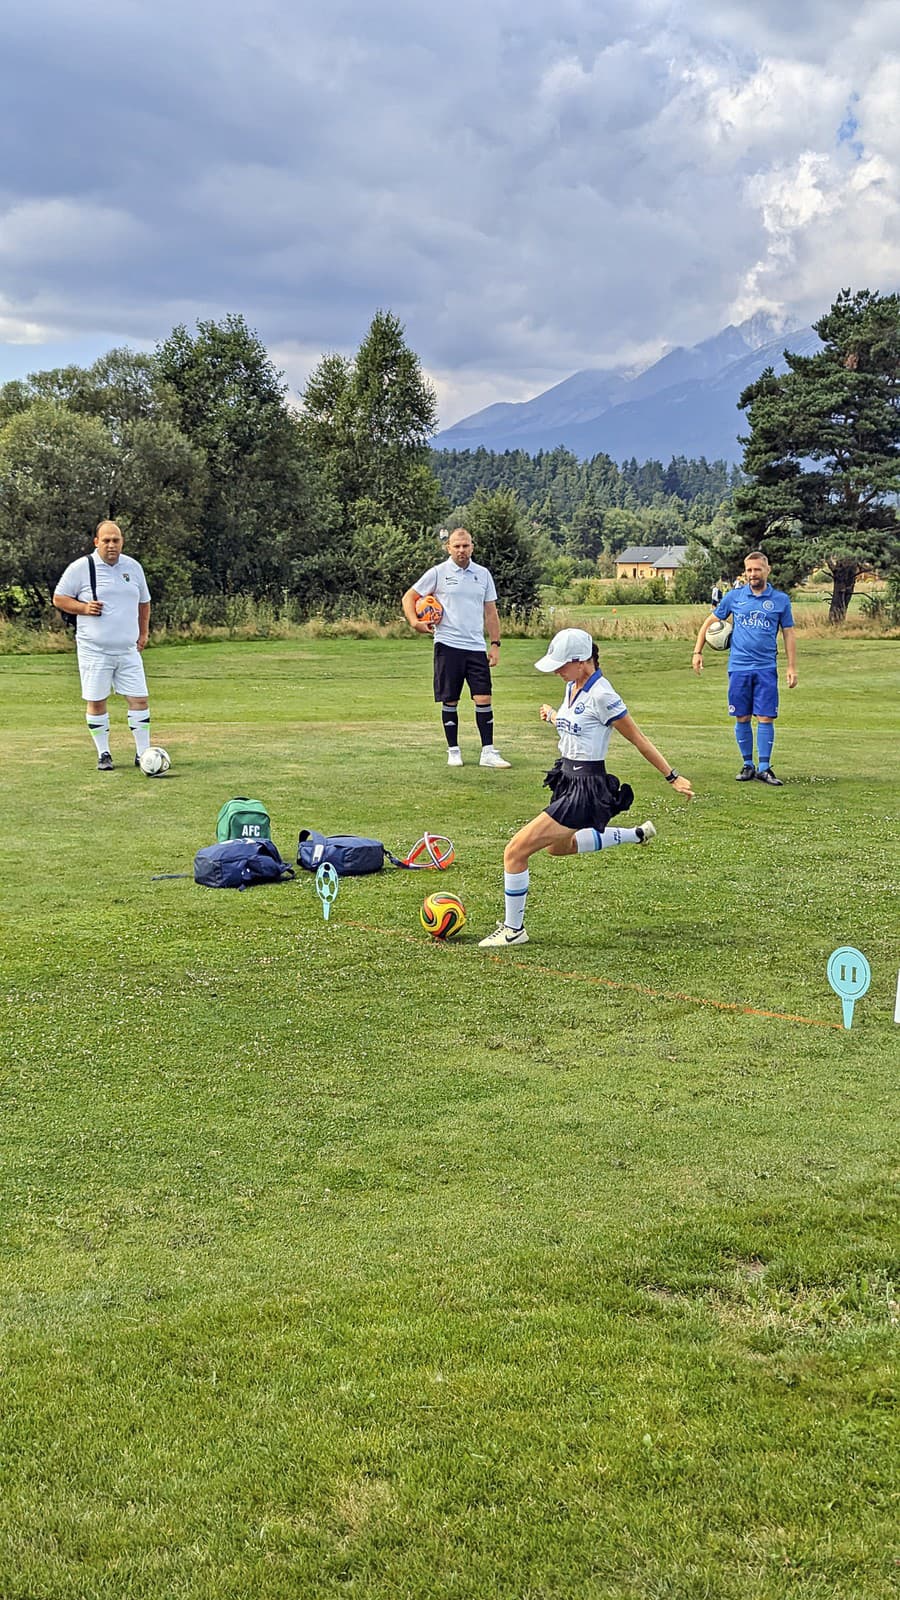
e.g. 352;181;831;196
826;946;871;1030
315;863;340;921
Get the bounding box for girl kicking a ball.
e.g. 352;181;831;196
478;628;695;948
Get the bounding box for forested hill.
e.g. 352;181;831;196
431;446;741;524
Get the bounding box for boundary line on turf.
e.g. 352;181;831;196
343;920;842;1030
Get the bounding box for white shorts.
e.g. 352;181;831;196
77;645;148;701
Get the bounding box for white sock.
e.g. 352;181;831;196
504;869;529;930
574;826;641;852
86;712;110;754
128;708;151;755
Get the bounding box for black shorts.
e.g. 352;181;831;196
542;758;634;831
433;642;493;703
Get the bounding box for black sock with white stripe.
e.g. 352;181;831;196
441;706;459;748
475;704;494;747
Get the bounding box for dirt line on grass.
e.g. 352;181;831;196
342;921;843;1031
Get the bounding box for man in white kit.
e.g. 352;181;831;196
401;527;510;768
53;521;153;772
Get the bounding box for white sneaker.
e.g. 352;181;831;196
447;747;463;767
636;820;656;845
479;747;511;769
478;923;529;948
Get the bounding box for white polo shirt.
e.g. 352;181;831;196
555;670;628;761
413;558;497;652
55;553;151;653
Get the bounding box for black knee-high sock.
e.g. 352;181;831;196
475;704;494;747
441;706;459;748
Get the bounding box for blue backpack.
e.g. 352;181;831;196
194;838;295;889
297;830;388;877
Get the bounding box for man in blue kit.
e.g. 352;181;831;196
692;551;798;786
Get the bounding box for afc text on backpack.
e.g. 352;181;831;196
216;798;272;843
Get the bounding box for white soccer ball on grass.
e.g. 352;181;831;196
139;746;171;776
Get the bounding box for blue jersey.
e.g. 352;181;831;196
715;583;794;670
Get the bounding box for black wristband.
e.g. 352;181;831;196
665;769;679;783
490;640;501;647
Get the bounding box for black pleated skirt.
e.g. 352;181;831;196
542;758;634;831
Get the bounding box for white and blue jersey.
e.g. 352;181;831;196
413;559;497;652
714;583;794;671
555;670;628;761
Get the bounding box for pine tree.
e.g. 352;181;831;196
734;288;900;620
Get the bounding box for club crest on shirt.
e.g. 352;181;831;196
763;599;774;610
123;573;131;582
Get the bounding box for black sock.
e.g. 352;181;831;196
441;706;459;748
475;704;494;747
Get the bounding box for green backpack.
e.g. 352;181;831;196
216;797;272;843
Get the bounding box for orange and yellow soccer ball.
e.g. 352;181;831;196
420;891;466;940
415;593;444;626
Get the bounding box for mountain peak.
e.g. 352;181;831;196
434;315;818;464
735;311;802;351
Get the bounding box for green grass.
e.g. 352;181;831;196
1;636;897;1599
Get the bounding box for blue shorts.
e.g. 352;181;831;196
728;669;779;719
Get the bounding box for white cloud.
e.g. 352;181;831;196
0;199;148;264
1;0;899;419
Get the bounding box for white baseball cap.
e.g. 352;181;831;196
534;627;594;672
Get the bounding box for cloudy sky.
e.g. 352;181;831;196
1;0;898;425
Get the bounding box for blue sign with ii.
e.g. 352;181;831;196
826;946;871;1030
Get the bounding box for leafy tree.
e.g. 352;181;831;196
564;497;605;564
13;349;172;439
157;315;331;598
734;287;900;620
459;488;540;610
671;539;721;603
0;403;115;608
0;352;208;610
350;511;437;614
300;311;444;540
601;507;644;554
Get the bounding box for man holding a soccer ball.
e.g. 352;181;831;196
401;527;510;769
53;521;157;773
692;550;797;787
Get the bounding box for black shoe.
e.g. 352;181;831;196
134;754;141;767
756;768;784;786
97;751;114;772
735;764;756;781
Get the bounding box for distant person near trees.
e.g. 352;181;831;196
711;582;722;606
401;527;510;769
692;551;797;787
53;521;154;772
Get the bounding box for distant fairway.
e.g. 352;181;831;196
1;635;897;1599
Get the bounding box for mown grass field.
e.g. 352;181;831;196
1;634;897;1599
